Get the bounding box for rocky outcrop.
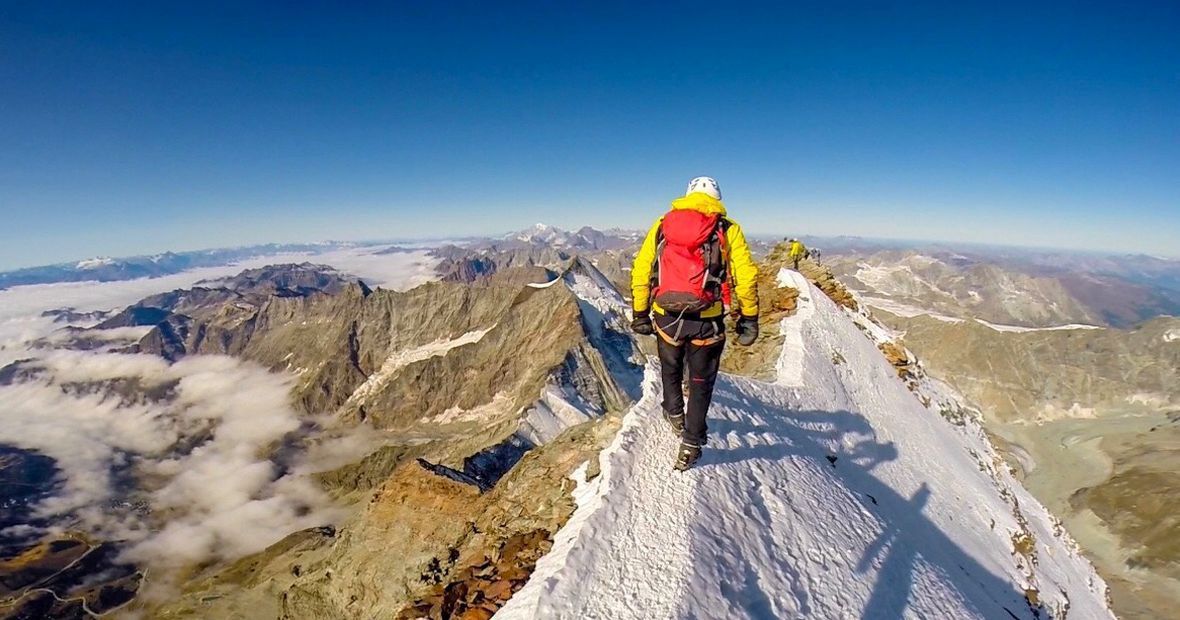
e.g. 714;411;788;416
716;241;793;376
878;340;919;382
799;259;859;311
153;415;621;619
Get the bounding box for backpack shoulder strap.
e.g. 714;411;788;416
649;215;668;289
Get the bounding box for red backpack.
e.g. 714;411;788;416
650;210;729;313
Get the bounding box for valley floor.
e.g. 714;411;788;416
995;414;1180;620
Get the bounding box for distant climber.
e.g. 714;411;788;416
788;238;807;270
630;176;760;471
807;247;822;265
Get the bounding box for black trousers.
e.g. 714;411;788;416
655;315;725;447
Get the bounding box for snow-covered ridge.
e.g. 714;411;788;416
497;270;1113;619
517;258;643;444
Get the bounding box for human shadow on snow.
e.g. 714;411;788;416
689;393;1050;620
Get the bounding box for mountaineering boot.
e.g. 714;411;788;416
673;443;702;471
663;411;685;436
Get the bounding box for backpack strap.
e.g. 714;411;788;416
648;217;666;292
701;217;729;298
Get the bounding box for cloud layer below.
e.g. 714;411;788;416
0;246;439;584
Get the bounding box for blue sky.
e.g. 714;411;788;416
1;1;1177;269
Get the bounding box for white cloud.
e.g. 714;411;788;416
0;247;442;593
0;350;347;582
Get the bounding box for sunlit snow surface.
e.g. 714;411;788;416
497;270;1113;620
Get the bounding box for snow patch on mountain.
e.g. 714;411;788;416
519;386;601;445
435;392;514;425
860;296;966;323
973;319;1104;333
345;328;495;409
498;270;1112;620
1164;328;1180;343
75;257;117;270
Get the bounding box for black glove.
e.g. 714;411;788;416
735;315;759;346
631;311;654;336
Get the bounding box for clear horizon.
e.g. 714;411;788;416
4;223;1177;274
2;2;1177;269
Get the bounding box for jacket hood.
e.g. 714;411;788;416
671;192;727;216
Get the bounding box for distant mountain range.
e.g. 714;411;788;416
0;242;378;290
0;228;643;292
825;247;1180;328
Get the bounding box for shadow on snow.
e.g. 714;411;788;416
688;387;1048;620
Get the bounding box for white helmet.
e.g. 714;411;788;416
685;176;721;200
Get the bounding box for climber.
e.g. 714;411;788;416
788;238;807;270
629;176;760;471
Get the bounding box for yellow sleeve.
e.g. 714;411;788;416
726;221;760;317
630;218;663;314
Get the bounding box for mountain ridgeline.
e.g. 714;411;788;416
0;228;1142;619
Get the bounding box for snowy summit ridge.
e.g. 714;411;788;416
506;224;640;252
498;270;1113;619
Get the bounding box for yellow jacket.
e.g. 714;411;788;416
631;192;759;319
788;240;806;258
